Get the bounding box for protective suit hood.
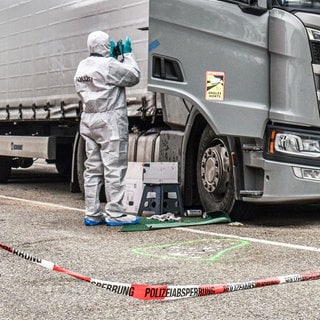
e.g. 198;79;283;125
87;31;110;57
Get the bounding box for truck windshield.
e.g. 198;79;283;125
278;0;320;8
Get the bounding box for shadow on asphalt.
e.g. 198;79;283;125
9;167;68;183
244;203;320;227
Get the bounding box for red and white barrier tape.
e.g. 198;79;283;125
1;242;319;301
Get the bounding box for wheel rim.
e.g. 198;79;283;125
200;139;230;195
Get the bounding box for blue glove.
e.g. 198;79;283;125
123;36;132;53
109;40;117;58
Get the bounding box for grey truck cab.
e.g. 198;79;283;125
148;0;320;218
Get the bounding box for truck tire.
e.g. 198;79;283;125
196;125;255;220
0;156;12;183
196;125;236;215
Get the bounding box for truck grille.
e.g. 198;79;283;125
311;41;320;64
313;64;320;104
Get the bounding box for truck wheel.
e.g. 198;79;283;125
196;125;256;220
196;125;236;215
0;156;12;183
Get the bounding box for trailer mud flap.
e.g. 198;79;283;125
0;135;56;159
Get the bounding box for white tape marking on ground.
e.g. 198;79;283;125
0;195;84;212
176;227;320;253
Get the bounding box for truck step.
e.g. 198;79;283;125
240;190;263;198
242;144;263;152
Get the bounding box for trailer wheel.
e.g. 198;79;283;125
0;156;12;183
196;125;235;215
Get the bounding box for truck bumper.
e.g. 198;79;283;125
246;159;320;203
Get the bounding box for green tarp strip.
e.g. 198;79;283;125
120;211;231;232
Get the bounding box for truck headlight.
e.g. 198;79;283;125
270;131;320;158
307;27;320;41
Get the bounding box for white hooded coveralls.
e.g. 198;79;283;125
74;31;140;218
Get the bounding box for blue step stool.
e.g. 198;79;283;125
138;183;184;216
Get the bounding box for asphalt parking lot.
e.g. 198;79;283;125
0;161;320;320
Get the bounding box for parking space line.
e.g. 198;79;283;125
0;195;84;212
176;227;320;252
1;194;319;253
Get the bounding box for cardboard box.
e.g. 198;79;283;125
124;162;144;213
143;162;178;184
124;178;144;214
124;162;179;213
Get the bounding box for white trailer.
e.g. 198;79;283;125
4;0;320;220
0;0;164;193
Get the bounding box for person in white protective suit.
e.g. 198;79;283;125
74;31;141;226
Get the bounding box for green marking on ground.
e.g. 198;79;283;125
132;238;250;262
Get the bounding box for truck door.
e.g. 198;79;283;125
148;0;272;217
148;0;270;139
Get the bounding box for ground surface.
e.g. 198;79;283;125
0;161;319;319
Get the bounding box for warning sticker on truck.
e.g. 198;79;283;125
205;71;225;101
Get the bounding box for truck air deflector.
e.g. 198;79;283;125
152;55;184;82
